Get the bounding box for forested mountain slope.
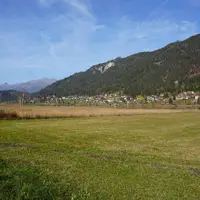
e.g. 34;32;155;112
0;90;30;102
39;34;200;97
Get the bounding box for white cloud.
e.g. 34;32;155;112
113;18;197;46
0;0;199;83
38;0;93;18
63;0;93;19
0;16;197;69
37;0;104;59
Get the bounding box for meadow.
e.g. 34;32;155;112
0;108;200;199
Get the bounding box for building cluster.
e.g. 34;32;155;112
28;91;200;106
176;91;199;100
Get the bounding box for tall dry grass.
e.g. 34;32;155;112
0;104;198;120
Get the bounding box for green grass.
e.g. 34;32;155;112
1;112;200;199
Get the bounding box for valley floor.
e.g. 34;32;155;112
1;112;200;199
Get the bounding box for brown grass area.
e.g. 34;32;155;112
0;104;198;119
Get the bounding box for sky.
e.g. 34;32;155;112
0;0;200;84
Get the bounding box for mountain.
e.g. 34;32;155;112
0;78;56;93
0;90;30;103
38;34;200;97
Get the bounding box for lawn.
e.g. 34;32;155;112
1;112;200;199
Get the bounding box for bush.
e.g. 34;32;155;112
169;98;173;104
0;109;18;119
0;110;6;119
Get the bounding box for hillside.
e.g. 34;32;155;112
0;90;30;103
39;34;200;97
0;78;56;93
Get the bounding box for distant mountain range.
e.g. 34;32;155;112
38;34;200;97
0;78;56;93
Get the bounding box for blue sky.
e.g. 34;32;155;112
0;0;199;84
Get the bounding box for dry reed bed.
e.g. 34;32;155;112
0;104;198;119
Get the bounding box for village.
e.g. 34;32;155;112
28;91;200;107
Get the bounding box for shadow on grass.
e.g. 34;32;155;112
0;159;91;200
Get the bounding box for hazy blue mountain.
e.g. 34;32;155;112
0;90;30;102
0;78;56;93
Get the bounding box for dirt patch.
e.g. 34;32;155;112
150;163;182;170
188;168;200;176
0;143;38;149
80;153;129;162
78;153;200;177
52;150;65;154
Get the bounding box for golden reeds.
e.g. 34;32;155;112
0;104;196;120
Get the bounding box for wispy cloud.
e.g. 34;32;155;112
63;0;93;19
148;0;169;18
38;0;55;7
92;17;198;59
38;0;93;18
0;0;199;83
37;0;103;59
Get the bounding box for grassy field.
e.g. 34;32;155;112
1;111;200;199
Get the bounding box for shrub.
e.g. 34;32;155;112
0;109;18;119
169;98;173;104
0;110;6;119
